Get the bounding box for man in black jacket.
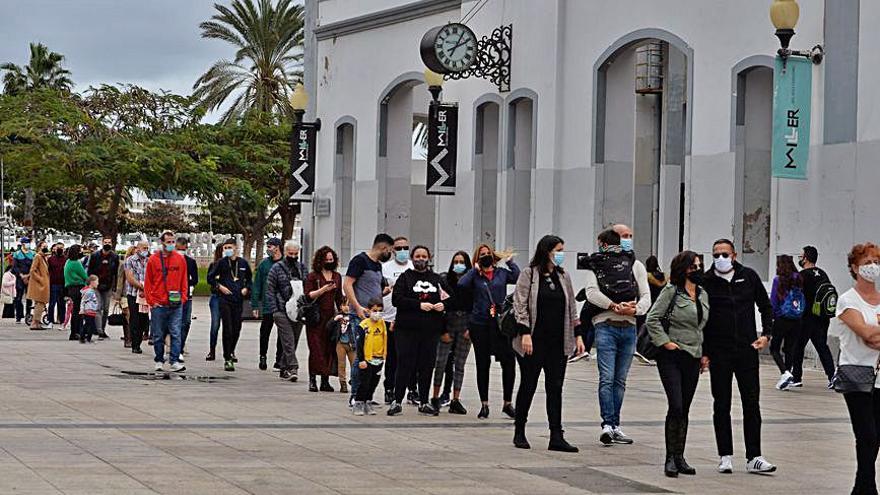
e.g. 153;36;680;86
702;239;776;475
792;245;836;387
208;238;253;372
87;236;119;339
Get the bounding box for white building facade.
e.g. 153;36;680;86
303;0;875;289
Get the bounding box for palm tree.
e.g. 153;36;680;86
1;42;73;95
193;0;304;124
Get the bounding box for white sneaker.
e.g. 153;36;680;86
177;356;185;364
170;363;186;373
776;371;793;390
365;402;377;415
746;456;776;474
154;362;164;372
352;401;365;416
718;455;733;473
600;425;614;445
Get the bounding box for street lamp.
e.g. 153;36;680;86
424;69;444;103
290;82;308;124
287;82;321;261
770;0;823;63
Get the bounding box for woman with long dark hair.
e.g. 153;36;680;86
770;254;804;390
63;244;87;341
646;250;709;477
458;244;520;419
430;250;473;414
511;235;583;451
305;245;345;392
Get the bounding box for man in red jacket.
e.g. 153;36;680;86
144;231;189;373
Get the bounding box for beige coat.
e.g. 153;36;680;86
26;254;50;304
511;266;579;357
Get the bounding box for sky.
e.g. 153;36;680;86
0;0;243;122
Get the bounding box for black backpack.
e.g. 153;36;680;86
810;268;838;318
587;251;638;303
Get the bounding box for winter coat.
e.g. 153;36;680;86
26;254;50;304
80;286;99;316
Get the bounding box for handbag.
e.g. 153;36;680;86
483;278;517;339
832;364;878;394
636;290;678;361
107;304;126;327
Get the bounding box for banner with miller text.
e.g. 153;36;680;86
289;125;316;202
771;56;812;180
426;102;458;195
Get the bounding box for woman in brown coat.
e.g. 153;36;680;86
26;241;51;330
304;246;345;392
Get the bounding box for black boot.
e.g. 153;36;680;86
674;421;695;475
664;419;679;477
308;375;318;392
548;430;578;453
259;355;267;371
674;456;696;475
319;376;334;392
664;455;679;477
513;424;530;449
477;404;489;419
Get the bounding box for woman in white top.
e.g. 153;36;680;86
832;242;880;495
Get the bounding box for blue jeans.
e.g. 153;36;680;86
209;295;221;351
151;305;183;364
348;314;364;400
49;285;64;324
595;322;637;428
180;299;193;350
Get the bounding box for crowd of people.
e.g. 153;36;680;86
4;226;880;494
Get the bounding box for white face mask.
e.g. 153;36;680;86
858;263;880;282
369;312;382;322
714;255;733;274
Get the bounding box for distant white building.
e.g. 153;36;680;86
303;0;876;290
128;189;202;216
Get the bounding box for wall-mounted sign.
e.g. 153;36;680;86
426;103;458;195
771;56;812;180
314;197;331;217
289;125;316;202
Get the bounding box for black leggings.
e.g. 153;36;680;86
770;317;802;374
258;312;282;361
469;322;515;403
220;300;243;361
657;349;701;456
67;285;84;339
394;329;438;405
514;334;566;431
844;390;880;495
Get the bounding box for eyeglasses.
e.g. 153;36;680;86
544;276;556;291
712;253;731;259
393;246;410;251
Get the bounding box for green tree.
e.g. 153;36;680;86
129;201;194;238
193;0;304;124
1;43;73;96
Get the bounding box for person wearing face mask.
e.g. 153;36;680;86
342;233;394;405
251;238;284;371
769;255;805;391
830;242;880;495
86;236;120;339
458;244;520;419
304;246;344;392
208;238;253;372
11;236;35;324
430;250;473;414
381;236;414;405
63;244;88;341
386;245;450;416
266;240;309;381
793;246;837;388
511;235;583;452
701;239;776;474
47;243;67;325
175;238;199;357
645;251;709;477
26;241;52;330
123;241;150;354
353;299;388;416
144;232;189;372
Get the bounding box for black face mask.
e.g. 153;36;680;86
686;271;704;285
55;249;63;256
413;259;428;272
286;256;298;265
102;244;112;252
41;248;49;254
479;255;494;269
323;262;337;271
797;258;806;268
379;251;392;263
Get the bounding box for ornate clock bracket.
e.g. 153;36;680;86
446;24;512;93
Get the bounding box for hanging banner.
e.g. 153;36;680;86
289;124;316;202
771;56;812;180
426;102;458;195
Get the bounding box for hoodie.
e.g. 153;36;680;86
80;286;99;316
392;269;449;335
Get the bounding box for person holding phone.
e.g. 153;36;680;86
305;246;344;392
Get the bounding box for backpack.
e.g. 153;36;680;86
587;251;638;303
779;287;806;319
810;269;838;318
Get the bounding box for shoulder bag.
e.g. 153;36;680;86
483;277;517;339
636;289;678;361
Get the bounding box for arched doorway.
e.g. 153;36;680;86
503;90;537;256
593;29;693;266
377;73;437;251
473;95;503;246
333;117;356;264
732;57;774;280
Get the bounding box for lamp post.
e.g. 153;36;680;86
770;0;823;63
288;83;321;261
424;69;444;103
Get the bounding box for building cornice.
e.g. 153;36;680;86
314;0;462;41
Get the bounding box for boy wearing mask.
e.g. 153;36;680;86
353;299;388;416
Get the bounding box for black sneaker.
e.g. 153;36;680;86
477;405;489;419
224;360;235;372
387;401;403;416
131;347;143;354
448;399;468;415
280;370;293;380
384;389;394;405
439;391;451;408
259;356;267;371
231;353;238;363
418;403;439;416
502;404;516;419
205;351;215;361
98;332;109;340
430;397;441;413
406;390;418;406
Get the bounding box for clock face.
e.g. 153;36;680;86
433;23;477;72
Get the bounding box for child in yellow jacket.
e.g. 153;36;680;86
353;298;387;416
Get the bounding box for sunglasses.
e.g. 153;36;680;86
393;246;410;251
544;275;556;291
712;253;731;259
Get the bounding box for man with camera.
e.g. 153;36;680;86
582;224;650;446
144;231;189;373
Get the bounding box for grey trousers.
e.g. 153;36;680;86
95;289;112;333
273;312;303;372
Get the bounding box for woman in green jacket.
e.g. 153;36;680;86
64;245;88;341
646;250;709;478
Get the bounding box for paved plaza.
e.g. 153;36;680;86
0;298;858;494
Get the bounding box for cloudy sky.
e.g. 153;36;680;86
0;0;246;120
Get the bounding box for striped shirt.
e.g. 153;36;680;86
123;254;147;297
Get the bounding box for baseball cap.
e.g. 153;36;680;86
267;237;283;247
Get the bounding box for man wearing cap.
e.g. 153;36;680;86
176;237;199;356
11;236;35;324
252;238;284;371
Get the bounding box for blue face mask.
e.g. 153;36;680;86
223;249;234;258
620;238;633;252
395;250;409;263
164;244;175;253
553;252;565;267
452;263;467;274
